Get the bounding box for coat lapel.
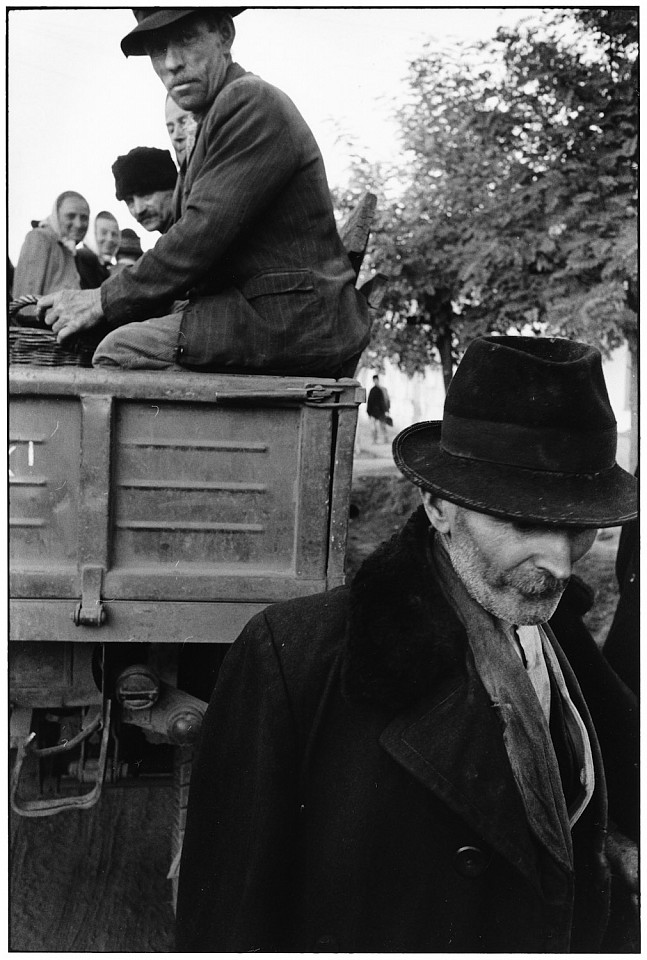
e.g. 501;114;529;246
182;60;249;203
344;508;580;887
380;668;545;889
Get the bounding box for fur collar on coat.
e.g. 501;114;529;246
343;506;468;711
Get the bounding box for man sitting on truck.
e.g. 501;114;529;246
38;8;371;377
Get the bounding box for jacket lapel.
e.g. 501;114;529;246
182;60;249;202
380;668;546;889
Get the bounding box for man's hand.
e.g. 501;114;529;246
38;288;104;343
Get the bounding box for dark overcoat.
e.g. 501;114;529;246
100;62;370;376
176;508;638;953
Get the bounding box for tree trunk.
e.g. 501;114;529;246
436;325;454;393
422;292;454;393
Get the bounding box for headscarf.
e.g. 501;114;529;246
38;191;89;255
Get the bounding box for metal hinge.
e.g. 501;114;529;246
73;565;107;627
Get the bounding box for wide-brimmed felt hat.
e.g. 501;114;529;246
121;7;245;57
393;335;637;528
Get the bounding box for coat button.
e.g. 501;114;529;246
454;844;490;878
314;935;338;951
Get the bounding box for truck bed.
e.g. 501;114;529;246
9;367;364;646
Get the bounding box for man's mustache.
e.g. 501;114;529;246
513;570;569;598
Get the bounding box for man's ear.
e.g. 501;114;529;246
219;14;236;51
420;491;455;534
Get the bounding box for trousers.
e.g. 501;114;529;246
92;310;362;378
92;312;184;370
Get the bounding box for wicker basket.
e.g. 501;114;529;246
8;295;100;367
8;325;98;367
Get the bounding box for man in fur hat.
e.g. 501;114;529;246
38;8;370;377
112;147;178;235
176;335;638;953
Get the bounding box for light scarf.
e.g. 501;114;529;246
431;534;574;872
39;200;79;255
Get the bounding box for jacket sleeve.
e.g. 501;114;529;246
13;230;52;298
175;611;301;952
101;79;301;325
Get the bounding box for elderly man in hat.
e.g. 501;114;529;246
38;8;370;377
112;146;178;235
176;336;638;953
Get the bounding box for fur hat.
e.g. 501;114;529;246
112;147;177;201
393;335;637;528
121;8;245;57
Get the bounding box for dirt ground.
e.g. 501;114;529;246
9;474;629;952
10;783;176;951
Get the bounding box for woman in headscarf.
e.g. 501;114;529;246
13;191;90;304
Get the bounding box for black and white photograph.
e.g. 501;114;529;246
8;5;638;952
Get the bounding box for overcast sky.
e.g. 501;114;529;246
7;5;538;264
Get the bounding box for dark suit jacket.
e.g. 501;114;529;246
76;246;111;289
176;508;638;953
100;62;370;376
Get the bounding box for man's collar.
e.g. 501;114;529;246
342;507;467;710
192;59;245;122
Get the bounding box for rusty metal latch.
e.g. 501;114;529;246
73;564;106;626
306;384;336;403
305;383;365;407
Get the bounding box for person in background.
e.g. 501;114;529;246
367;374;391;443
38;8;370;376
13;191;90;309
76;211;121;288
165;91;198;167
176;336;638;953
111;228;144;276
95;211;121;270
111;146;177;235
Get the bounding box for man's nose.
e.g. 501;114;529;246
534;530;575;580
132;197;147;215
162;42;184;71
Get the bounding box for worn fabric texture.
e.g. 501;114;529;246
99;61;370;376
92;312;184;369
176;507;638;953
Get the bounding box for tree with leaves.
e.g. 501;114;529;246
349;10;637;394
